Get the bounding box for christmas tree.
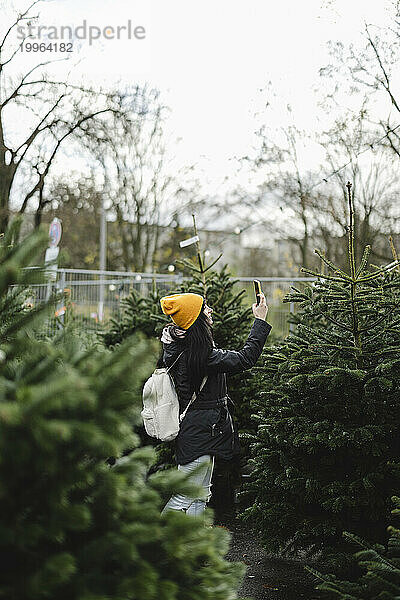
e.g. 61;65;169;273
102;285;164;347
102;217;260;522
0;219;49;341
241;182;400;561
308;496;400;599
173;257;255;523
0;223;247;599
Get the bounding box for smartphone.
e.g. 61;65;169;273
253;280;262;305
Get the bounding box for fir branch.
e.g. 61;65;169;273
225;289;248;310
300;267;345;282
355;245;372;278
359;261;400;282
298;323;350;344
203;253;223;272
317;343;361;352
323;314;353;332
359;305;398;333
314;249;351;280
369;347;400;356
389;236;400;273
285;286;310;302
175;258;202;273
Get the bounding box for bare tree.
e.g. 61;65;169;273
320;5;400;160
85;88;199;272
44;174;103;268
233;107;400;274
318;109;400;265
238;122;325;270
0;1;131;231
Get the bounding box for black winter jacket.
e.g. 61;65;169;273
162;318;271;465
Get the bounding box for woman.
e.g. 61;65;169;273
160;291;271;517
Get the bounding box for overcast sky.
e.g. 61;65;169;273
3;0;396;206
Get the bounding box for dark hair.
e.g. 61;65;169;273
184;310;213;388
169;305;213;389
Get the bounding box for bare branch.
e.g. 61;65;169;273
14;93;67;163
2;34;32;68
365;24;400;114
1;58;68;108
0;0;41;54
19;108;118;214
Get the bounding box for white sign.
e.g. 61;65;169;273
45;246;59;281
49;218;62;248
45;246;59;263
180;235;199;248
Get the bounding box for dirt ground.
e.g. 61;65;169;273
224;521;323;600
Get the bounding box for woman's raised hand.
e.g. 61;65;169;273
252;293;268;321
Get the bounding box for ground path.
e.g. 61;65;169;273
224;521;323;600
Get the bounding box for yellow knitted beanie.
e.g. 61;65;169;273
160;293;204;330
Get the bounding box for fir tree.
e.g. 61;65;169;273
176;263;255;438
241;182;400;560
308;496;400;599
102;219;260;522
0;223;247;599
174;259;255;523
102;286;164;347
103;227;255;440
0;219;49;341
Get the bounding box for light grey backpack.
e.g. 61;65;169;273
141;352;207;442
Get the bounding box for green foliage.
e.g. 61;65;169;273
102;286;166;348
179;264;252;349
102;262;258;451
0;224;247;600
101;256;262;527
102;264;253;350
0;218;50;342
308;496;400;599
178;264;257;442
241;189;400;561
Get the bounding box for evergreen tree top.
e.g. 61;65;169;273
279;182;400;370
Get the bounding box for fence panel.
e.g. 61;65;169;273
27;269;316;338
233;277;316;338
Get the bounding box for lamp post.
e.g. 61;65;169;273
98;197;107;322
45;217;62;301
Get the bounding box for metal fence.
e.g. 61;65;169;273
27;269;316;337
229;277;316;337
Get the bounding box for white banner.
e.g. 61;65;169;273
179;235;199;248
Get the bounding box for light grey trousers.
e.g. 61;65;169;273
161;454;215;517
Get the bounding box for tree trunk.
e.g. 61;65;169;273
151;223;161;270
115;206;130;271
0;163;16;233
300;198;309;269
0;115;16;232
34;186;45;228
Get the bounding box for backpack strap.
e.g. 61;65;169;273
179;376;208;422
165;351;184;373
